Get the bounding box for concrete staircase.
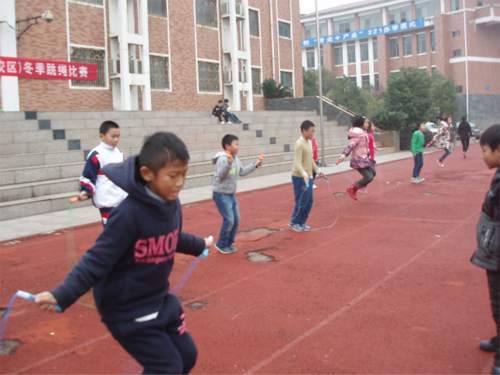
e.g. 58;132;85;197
0;110;395;221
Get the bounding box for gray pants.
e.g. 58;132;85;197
357;166;377;187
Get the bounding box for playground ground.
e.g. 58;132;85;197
0;142;498;374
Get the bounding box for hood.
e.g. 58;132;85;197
212;151;229;164
101;155;178;214
348;127;366;139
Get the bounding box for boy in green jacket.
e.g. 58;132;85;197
410;123;425;183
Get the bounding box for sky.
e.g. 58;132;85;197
299;0;354;15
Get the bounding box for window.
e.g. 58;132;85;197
456;85;463;93
198;61;220;92
416;0;440;18
149;55;169;90
350;76;357;83
280;71;293;88
451;0;460;11
390;38;399;57
148;0;167;17
403;35;412;56
304;21;327;39
249;10;259;37
431;66;437;74
430;31;435;52
279;22;291;38
359;12;381;29
374;74;379;91
347;45;355;63
334;18;354;34
77;0;103;4
389;6;411;24
478;0;484;6
417;33;426;53
196;0;217;28
306;51;315;68
453;49;462;56
362;75;370;89
334;46;343;65
360;43;369;61
452;30;460;37
252;68;261;95
70;47;106;87
373;40;378;60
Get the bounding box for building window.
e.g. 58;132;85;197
362;75;370;89
70;47;106;87
148;0;167;17
390;38;399;58
451;0;460;11
350;76;357;83
374;74;379;91
416;0;440;19
149;55;169;90
453;49;462;57
430;31;435;52
478;0;484;5
373;40;378;60
305;21;327;39
432;66;437;74
452;30;460;37
198;61;219;92
334;46;343;65
389;6;411;24
360;43;369;61
196;0;217;28
280;71;293;88
359;12;381;29
456;85;463;93
306;51;315;68
249;10;259;37
417;33;426;53
347;45;356;63
334;18;354;34
77;0;103;5
279;22;291;38
403;36;412;56
252;68;261;95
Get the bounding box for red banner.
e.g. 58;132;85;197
0;56;98;81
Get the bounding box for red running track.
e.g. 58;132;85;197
0;143;497;374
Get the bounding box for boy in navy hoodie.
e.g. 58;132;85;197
34;132;213;374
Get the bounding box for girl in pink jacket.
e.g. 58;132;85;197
337;116;376;201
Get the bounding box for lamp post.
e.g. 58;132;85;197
315;0;326;166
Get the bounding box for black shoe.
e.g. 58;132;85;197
480;337;497;352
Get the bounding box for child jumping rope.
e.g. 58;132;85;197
410;123;426;183
428;116;452;167
34;132;213;374
337;116;376;201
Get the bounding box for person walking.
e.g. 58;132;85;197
458;116;473;158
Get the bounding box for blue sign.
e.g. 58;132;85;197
301;18;426;47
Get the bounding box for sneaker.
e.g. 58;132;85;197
359;187;367;193
228;121;233;124
437;159;444;167
480;337;496;352
214;244;232;254
220;121;225;124
411;177;420;183
313;184;318;189
417;177;425;182
228;245;237;252
300;223;311;231
288;222;304;232
464;152;467;158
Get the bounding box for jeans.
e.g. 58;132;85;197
357;166;377;187
439;148;452;162
461;139;470;152
213;192;240;248
227;113;240;123
290;176;313;224
412;153;423;178
487;270;500;366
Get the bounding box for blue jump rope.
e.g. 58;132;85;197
0;238;212;352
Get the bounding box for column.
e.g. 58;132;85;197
0;0;20;111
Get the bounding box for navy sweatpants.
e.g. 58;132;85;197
105;294;198;374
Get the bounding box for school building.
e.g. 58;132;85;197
0;0;303;112
300;0;500;127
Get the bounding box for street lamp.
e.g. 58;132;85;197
16;11;53;40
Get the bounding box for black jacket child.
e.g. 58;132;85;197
471;168;500;271
50;155;205;322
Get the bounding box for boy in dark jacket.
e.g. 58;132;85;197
35;132;213;374
213;100;228;124
470;124;500;375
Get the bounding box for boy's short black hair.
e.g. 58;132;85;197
100;120;120;135
224;99;229;102
300;120;315;132
222;134;238;149
218;100;223;104
461;116;466;121
139;132;190;173
480;124;500;151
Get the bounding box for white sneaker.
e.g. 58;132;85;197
417;177;425;182
228;121;233;124
220;121;225;124
411;177;420;183
313;184;317;189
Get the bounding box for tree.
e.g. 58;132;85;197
361;89;384;119
383;67;432;128
261;79;293;99
372;110;408;131
430;72;460;118
326;76;367;115
302;67;336;97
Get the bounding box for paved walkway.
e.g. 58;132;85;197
0;146;465;243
